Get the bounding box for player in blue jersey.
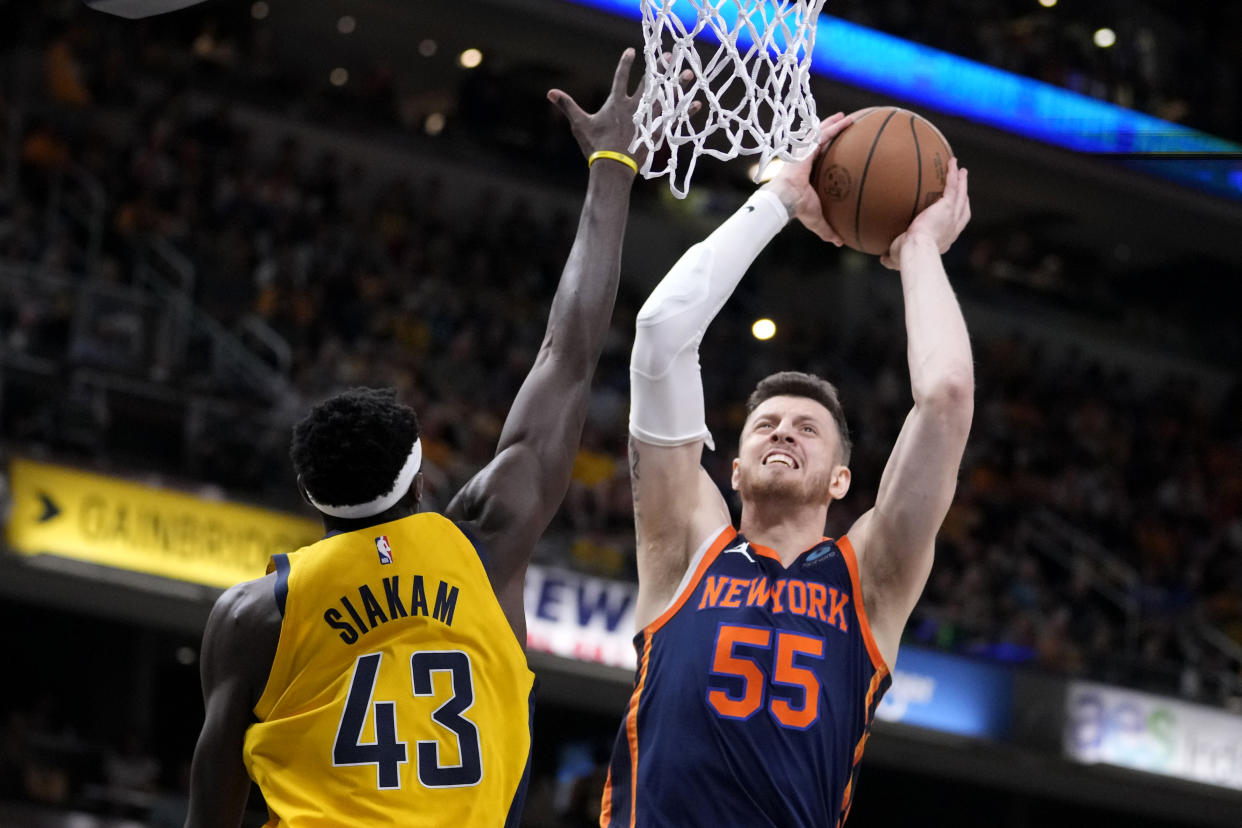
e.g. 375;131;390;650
601;114;974;827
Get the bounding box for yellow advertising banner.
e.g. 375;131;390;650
5;458;322;589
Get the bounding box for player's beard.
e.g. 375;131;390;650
737;462;833;507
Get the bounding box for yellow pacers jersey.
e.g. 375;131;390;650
243;512;534;827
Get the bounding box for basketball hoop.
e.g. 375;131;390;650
632;0;827;198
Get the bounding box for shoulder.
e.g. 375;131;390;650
842;509;875;570
841;508;912;669
844;506;923;594
446;444;537;533
418;510;462;532
203;576;282;702
840;510;883;612
209;575;281;633
407;512;486;562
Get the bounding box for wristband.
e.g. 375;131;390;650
588;150;639;175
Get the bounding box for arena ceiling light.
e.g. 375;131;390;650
751;319;776;341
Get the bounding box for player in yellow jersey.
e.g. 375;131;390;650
185;50;654;828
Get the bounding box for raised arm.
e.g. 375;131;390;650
185;579;279;828
444;51;647;637
629;114;854;628
848;159;974;667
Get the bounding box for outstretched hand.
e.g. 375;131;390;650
760;112;854;245
547;49;640;167
881;157;970;270
548;49;697;172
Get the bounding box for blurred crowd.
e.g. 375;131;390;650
2;0;1236;170
3;0;1240;693
834;0;1240;142
9;0;1242;700
1;3;1241;824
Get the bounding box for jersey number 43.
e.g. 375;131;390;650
333;650;483;790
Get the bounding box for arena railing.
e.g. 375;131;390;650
1;256;300;475
1029;505;1242;706
1026;507;1140;646
134;236;298;404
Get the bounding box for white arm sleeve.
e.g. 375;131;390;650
629;189;789;450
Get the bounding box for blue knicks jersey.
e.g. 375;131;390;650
602;527;891;828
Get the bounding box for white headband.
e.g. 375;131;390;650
306;439;423;520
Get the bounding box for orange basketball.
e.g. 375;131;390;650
813;106;953;256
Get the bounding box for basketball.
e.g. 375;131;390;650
813;106;953;256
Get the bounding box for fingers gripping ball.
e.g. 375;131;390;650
813;107;953;255
83;0;208;18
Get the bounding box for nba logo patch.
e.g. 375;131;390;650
375;536;393;565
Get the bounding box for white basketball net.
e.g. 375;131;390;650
632;0;827;198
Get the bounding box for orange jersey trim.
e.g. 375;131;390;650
744;540;782;562
854;670;885;763
746;535;833;565
838;669;888;826
599;769;613;826
644;526;738;636
837;535;889;676
627;634;654;827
